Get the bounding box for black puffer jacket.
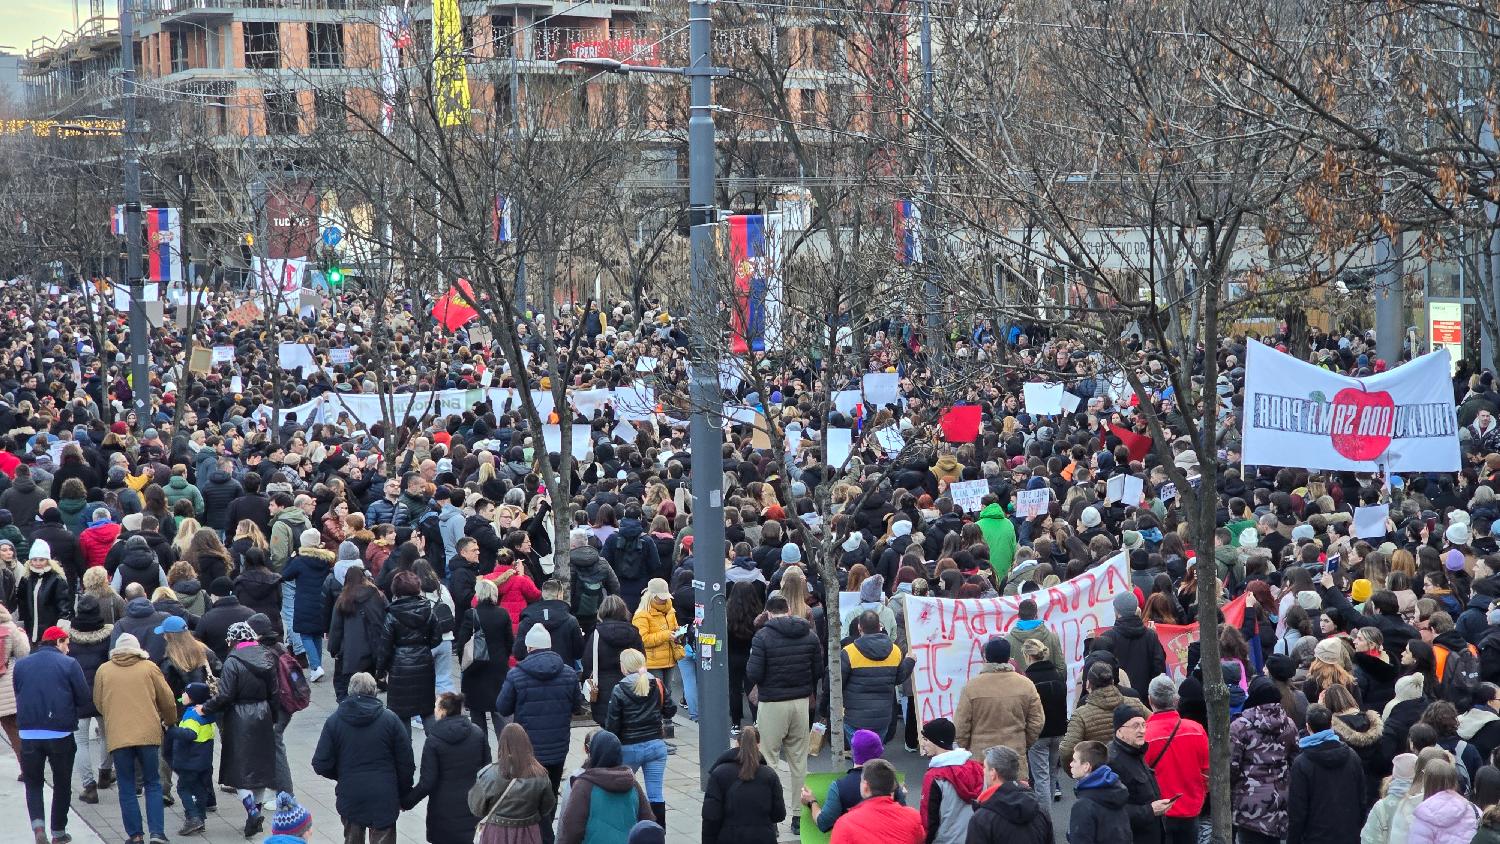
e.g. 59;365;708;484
702;748;786;844
198;470;242;533
203;642;279;789
1026;658;1070;738
67;624;113;719
233;568;283;635
512;599;584;665
968;780;1056;844
839;632;913;736
328;586;387;679
582;619;646;726
1108;738;1162;844
195;596;255;662
312;693;415;830
403;713;489;844
606;673;667;745
496;649;580;765
13;563;71;642
115;540;164;595
1097;614;1166;692
378;595;441;719
746;615;822;702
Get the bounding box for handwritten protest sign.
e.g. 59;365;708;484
1015;488;1050;518
948;479;989;513
1022;382;1065;415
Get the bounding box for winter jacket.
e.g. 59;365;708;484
194;596;255;663
1097;614;1166;691
225;493;271;541
513;599;584;666
268;507;312;571
1007;619;1066;672
91;647;177;752
1070;766;1134;844
746;614;822;702
976;503;1018;581
1025;659;1069;738
953;663;1045;779
632;596;684;669
920;748;985;844
496;649;581;765
1287;733;1366;844
68;624;112;718
12;563;71;642
30;518;83;585
281;548;335;634
1458;593;1493;646
456;602;514;714
198;470;242;532
602;518;660;610
13;644;91;733
0;477;46;531
568;546;618;620
1458;705;1500;763
829;795;924;844
436;503;465;565
312;693;415;830
55;497;89;535
378;595;441;719
110;597;168;663
403;713;490;844
966;779;1055;844
1109;738;1162;844
1061;684;1147;765
1141;710;1208;821
840;632;913;738
582;619;646;726
233;567;283;634
467;770;554;829
1229;702;1297;838
482;567;541;635
202;642;279;789
1361;771;1413;844
164;475;205;517
327;586;387;679
1407;790;1480;844
463;513;503;571
78;521;120;570
113;541;165;596
556;765;653;844
1331;709;1386;804
606;672;668;745
702;748;786;844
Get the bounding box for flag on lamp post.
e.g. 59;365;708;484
493;195;514;242
433;0;470;127
894;199;922;264
145;207;182;283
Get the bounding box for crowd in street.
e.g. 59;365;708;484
3;280;1500;844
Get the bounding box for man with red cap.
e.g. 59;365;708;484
13;626;91;844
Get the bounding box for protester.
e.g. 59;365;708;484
746;593;821;836
13;625;90;844
91;631;176;844
457;577;516;740
967;744;1055;844
1288;703;1367;844
201;620;279;837
1069;739;1134;844
556;729;655;844
916;716;985;843
312;671;415;844
403;692;490;844
1143;676;1210;844
67;595;115;805
581;594;645;727
379;570;442;733
467;722;558;844
326;565;387;701
828;759;923;844
496;623;581;840
701;724;785;843
162;681;216;836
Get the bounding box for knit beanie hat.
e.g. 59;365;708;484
271;791;312;837
1113;703;1144;730
226;621;257;646
983;637;1012;665
1113;591;1140;616
1296;591;1322;611
1313;637;1345;666
921;717;956;750
525;624;552;651
859;575;884;604
850;729;884;765
781;543;801;564
1350;579;1373;604
1264;653;1295;682
182;682;212;706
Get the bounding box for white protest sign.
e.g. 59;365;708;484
874;426;905;456
1015;488;1050;518
1022;382;1065;415
949;479;990;513
861;372;901;408
211;346;235;363
277;342;315;372
1242;340;1459;471
1105;474;1144;506
329;347;353;365
230;376;243;394
905;552;1131;722
613;420;637;443
1354;504;1390;540
833;390;864;416
635;356;658;373
1060;391;1083;413
825;427;853;469
1159;482;1177;503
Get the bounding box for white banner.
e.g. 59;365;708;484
904;552;1131;724
1242;340;1459;471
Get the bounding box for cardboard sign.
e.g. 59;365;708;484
188;346;213;375
225;301;262;326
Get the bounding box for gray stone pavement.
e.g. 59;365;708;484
0;669;1077;843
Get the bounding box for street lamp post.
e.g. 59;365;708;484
121;0;150;421
559;0;732;783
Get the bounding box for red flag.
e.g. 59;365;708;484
1108;423;1153;463
939;405;982;443
432;279;478;331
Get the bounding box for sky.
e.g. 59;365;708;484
5;1;80;55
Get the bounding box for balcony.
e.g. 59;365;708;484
137;0;379;22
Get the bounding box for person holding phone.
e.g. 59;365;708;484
1142;676;1210;844
1107;706;1176;844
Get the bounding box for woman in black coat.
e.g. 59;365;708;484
581;594;646;727
1022;638;1069;800
701;726;785;844
454;577;514;741
200;620;279;837
232;548;283;636
379;570;441;729
402;692;490;844
327;566;388;702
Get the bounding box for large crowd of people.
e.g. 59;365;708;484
2;279;1500;844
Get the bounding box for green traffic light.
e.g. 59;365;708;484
327;265;343;287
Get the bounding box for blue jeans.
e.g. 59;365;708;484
433;642;455;695
281;582;302;654
620;738;668;802
299;634;323;671
676;655;699;720
112;745;165;839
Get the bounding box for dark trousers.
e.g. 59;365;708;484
1237;829;1278;844
342;819;396;844
542;761;564;844
21;736;76;834
728;648;750;727
177;768;213;821
1164;815;1201;844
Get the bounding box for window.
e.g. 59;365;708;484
306;23;344;69
264;90;300;134
314;89;345;131
491;15;515;57
170;32;189;73
244;22;280;70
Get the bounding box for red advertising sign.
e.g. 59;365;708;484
567;37;660;65
1433;318;1462;344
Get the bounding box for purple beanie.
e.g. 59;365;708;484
1446;549;1466;572
850;729;884;765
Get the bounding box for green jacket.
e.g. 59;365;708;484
977;503;1018;582
1225;518;1255;546
268;508;312;571
164;476;204;518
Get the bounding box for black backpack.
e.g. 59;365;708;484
1443;644;1483;710
614;536;649;581
575;566;608;618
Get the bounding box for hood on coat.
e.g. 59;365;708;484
387;595;433;631
1332;710;1384;747
1076;766;1129;809
519;600;575;634
125;596;157;619
229;642;277;673
978;502;1005;522
517;648;566;680
577;765;643;794
332;559;361;586
1413;790;1481;827
427;713;479;745
853;632;895;663
292;548;335;568
979;782;1044;826
570;546;602;570
765;614;815;641
596;620;640;649
617;518;644;543
1298;736;1353;768
1111;614;1150;640
337;693;388;727
1459;707;1500;741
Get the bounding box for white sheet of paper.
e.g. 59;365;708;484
1060;391;1083;413
949;479;990;513
833;390;863;416
635;356;658;373
722;404;759;425
825;427;853;468
1023;382;1065;415
874;426;905;456
277;342;314;372
613;420;636;443
1106;474;1144;505
542;424;562;455
212;346;235;363
1159;482;1177;503
1015;488;1050;518
230;376;243;394
480;370;494;387
861;372;901;408
1355;504;1390;539
329;347;353;365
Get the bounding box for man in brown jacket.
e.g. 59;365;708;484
1059;660;1148;766
954;638;1046;779
93;632;177;844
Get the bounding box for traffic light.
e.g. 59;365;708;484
326;263;343;288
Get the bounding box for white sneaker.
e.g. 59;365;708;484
308;667;325;683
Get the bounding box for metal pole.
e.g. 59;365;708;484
1374;226;1403;366
121;0;150;422
686;0;728;785
918;0;941;364
510;31;527;308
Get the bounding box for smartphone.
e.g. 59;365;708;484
1326;554;1341;573
1164;794;1183;805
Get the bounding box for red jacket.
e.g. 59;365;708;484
0;451;18;479
1144;709;1209;818
830;795;924;844
79;522;122;571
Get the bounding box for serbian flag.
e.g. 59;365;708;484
728;214;769;354
1108;422;1153;462
432;278;479;331
110;204;127;236
492;195;514;242
894;199;922;264
939;404;982;442
145;207;181;282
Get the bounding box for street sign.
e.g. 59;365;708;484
321;226;343;247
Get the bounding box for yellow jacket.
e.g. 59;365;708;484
633;599;684;668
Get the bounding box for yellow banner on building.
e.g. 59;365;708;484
433;0;470;127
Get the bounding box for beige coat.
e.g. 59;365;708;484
92;650;177;753
953;664;1045;779
1059;683;1148;766
0;616;31;717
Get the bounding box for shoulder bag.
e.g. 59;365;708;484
581;632;600;703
